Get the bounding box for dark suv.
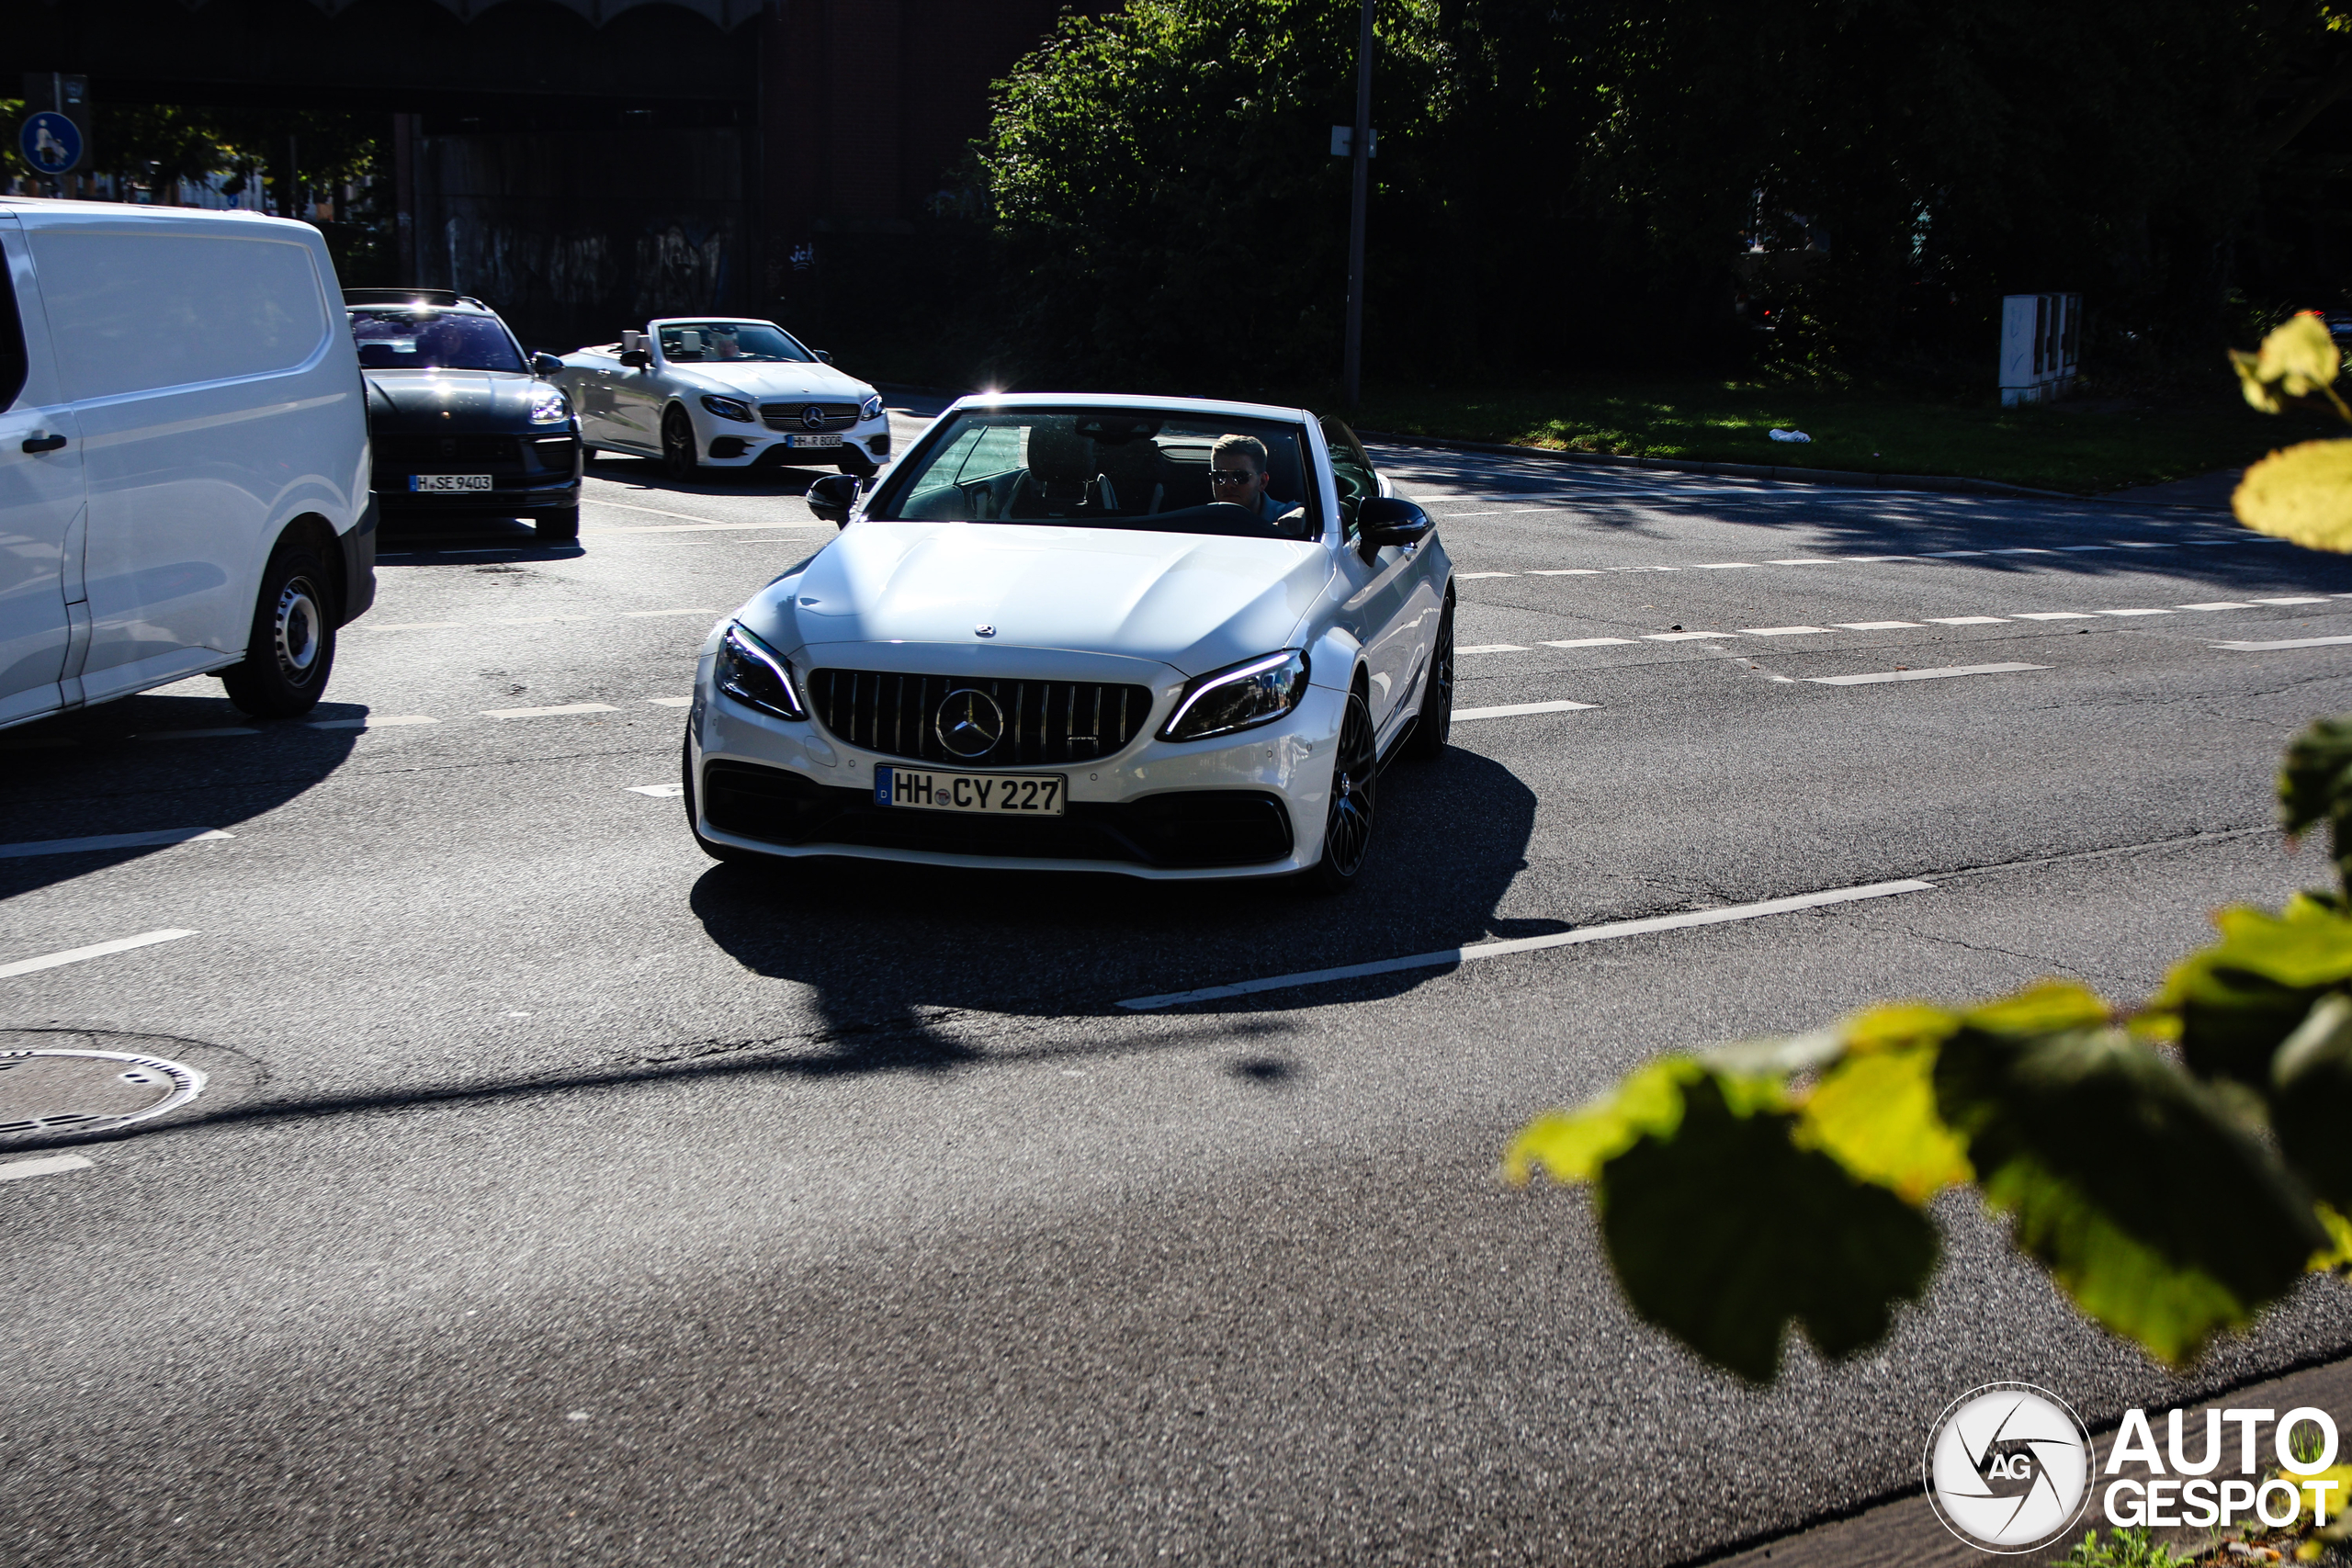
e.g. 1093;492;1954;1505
345;288;583;542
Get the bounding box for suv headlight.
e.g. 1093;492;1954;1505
528;384;570;424
859;393;884;423
701;393;756;423
714;623;808;721
1159;649;1310;742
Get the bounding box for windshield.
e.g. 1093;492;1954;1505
867;410;1321;540
348;310;524;373
657;321;815;364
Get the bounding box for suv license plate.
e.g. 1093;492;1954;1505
875;766;1064;816
786;434;842;449
412;474;493;492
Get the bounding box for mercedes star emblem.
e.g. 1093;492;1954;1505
974;624;996;637
934;688;1006;760
799;403;829;430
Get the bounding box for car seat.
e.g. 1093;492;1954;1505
1092;435;1163;514
1008;425;1098;517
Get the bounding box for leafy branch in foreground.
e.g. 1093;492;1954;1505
1509;315;2352;1382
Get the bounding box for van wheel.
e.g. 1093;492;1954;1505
535;505;580;542
222;544;336;718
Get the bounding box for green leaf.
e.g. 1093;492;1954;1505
1962;979;2111;1037
1935;1024;2327;1365
2256;313;2342;400
2272;992;2352;1213
2233;440;2352;553
1596;1074;1939;1382
2280;716;2352;892
1799;1045;1973;1201
2153;900;2352;1085
1504;1059;1702;1185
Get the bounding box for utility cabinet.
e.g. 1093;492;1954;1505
2000;293;2081;405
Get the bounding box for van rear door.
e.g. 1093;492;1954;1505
0;216;88;730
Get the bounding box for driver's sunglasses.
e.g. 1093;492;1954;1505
1207;468;1260;484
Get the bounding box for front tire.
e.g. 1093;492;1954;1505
662;407;699;482
1404;594;1454;761
534;505;580;542
221;542;336;718
1302;685;1378;895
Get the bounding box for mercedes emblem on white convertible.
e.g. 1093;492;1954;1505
935;688;1005;759
800;403;829;430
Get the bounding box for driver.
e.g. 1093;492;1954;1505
1209;435;1293;524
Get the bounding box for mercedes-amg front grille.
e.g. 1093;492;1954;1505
807;670;1154;767
760;402;859;432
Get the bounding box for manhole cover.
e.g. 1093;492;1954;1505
0;1049;205;1137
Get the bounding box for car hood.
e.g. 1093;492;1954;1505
364;369;546;429
663;361;875;403
747;523;1333;677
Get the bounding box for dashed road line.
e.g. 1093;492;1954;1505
1807;661;2047;686
627;783;686;797
2098;608;2173;616
1836;621;1920;630
1457;643;1530;654
1116;878;1936;1010
1927;616;2007;626
483;703;619;720
0;829;230;860
0;1155;93;1182
1453;699;1597;721
2013;612;2095;621
305;715;438;730
0;929;197;980
1542;637;1634;649
1644;631;1723;642
645;696;694;708
1741;626;1827;637
2216;635;2352;651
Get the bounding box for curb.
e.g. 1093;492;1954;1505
1351;427;2234;512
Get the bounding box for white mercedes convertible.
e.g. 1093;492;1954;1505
554;318;890;481
683;394;1455;890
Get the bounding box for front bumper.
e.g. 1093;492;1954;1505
701;418;891;468
372;430;583;512
687;652;1345;880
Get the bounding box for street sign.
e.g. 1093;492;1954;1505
20;110;81;175
1329;125;1379;158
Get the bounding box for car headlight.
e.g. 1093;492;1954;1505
859;393;884;423
528;385;570;424
701;394;756;423
714;623;807;721
1159;649;1310;742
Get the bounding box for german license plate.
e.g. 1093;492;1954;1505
874;766;1064;816
786;434;842;449
411;474;492;492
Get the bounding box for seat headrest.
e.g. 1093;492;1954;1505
1025;425;1095;485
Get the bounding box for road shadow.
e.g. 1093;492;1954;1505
684;746;1549;1073
0;693;361;896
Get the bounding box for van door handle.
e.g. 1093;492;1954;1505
21;434;66;454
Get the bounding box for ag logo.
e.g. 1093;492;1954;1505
1925;1383;2094;1552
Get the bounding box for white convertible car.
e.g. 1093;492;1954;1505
554;318;889;481
683;394;1455;890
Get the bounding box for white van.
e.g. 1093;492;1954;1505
0;198;374;730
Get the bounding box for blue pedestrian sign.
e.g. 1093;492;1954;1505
20;111;82;176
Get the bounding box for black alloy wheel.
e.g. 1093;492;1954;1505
1404;594;1455;760
221;543;336;718
662;406;699;482
1304;685;1378;894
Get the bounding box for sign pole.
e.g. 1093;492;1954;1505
1341;0;1373;410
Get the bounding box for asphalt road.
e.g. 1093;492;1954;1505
7;403;2352;1567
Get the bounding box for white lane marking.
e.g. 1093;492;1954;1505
646;696;694;707
1526;569;1601;575
0;1155;93;1182
1542;637;1634;649
1644;632;1723;641
482;703;619;720
2097;608;2172;616
1740;626;1827;637
1456;571;1515;580
627;783;686;797
1835;621;1921;630
1925;550;1987;558
0;829;230;860
584;497;774;526
1766;558;1838;565
1458;643;1530;654
1691;562;1755;570
1117;879;1936;1010
2012;612;2094;621
1808;661;2047;686
2254;596;2331;605
0;928;198;980
598;520;831;536
1926;616;2008;625
305;715;439;730
2054;545;2111;552
1453;699;1597;720
139;728;260;740
2110;541;2172;548
1988;547;2058;555
2179;602;2256;611
2215;635;2352;651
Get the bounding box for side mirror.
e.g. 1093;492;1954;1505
530;352;564;378
814;349;833;364
617;348;650;369
1357;496;1432;554
806;472;862;527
